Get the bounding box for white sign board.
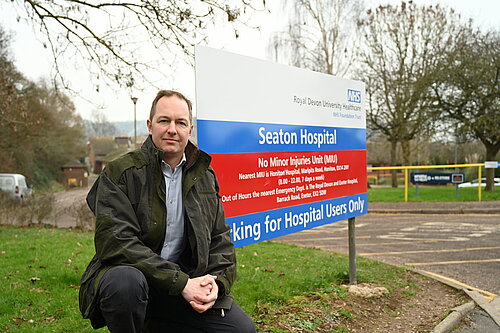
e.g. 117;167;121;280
485;161;500;168
195;46;367;247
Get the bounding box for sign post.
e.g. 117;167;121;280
195;46;367;281
348;217;357;285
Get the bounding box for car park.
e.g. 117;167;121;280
458;177;500;188
0;173;32;199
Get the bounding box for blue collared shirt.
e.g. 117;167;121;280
160;154;186;263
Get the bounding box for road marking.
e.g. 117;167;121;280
281;235;372;242
419;270;498;301
305;240;440;248
356;240;440;246
379;235;470;241
283;237;496;248
377;222;499;242
360;246;500;256
406;258;500;266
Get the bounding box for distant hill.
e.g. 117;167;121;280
83;119;148;138
84;118;198;143
113;118;198;143
113;120;149;137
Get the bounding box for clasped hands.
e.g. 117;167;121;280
181;274;218;313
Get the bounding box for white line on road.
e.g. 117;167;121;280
360;246;500;256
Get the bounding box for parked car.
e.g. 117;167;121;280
458;178;500;188
0;173;32;199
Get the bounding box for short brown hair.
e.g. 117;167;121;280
149;90;193;123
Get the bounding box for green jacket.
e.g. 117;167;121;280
79;137;236;329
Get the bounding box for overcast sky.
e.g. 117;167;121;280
0;0;498;123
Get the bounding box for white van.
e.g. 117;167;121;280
0;173;32;199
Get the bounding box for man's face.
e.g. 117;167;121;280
147;95;193;166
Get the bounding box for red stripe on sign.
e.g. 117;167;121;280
211;151;367;218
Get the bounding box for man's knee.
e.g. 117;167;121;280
229;303;256;333
99;266;149;310
98;266;148;333
233;309;256;333
206;303;256;333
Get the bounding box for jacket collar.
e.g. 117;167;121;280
142;135;211;171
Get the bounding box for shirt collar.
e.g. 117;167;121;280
162;153;187;173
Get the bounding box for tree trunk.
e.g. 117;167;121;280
484;146;499;191
401;140;411;166
390;140;398;188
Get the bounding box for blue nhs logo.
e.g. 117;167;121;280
347;89;361;103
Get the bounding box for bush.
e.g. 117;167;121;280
0;192;54;226
69;201;95;230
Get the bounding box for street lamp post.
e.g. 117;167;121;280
131;97;138;148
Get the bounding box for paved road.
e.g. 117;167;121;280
277;212;500;298
41;188;90;228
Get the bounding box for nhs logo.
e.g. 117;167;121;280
347;89;361;103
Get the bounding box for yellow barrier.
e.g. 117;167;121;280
367;163;485;202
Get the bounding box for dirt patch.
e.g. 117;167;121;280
255;270;468;332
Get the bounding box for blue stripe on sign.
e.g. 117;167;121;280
197;119;366;153
227;192;368;248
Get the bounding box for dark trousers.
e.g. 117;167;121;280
96;266;256;333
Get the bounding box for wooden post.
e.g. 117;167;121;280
348;217;357;285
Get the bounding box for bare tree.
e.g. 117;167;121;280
433;28;500;190
87;109;117;137
268;0;363;77
358;1;462;186
6;0;265;91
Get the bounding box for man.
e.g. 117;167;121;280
79;90;255;333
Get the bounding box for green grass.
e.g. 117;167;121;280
0;226;409;332
368;186;500;202
0;226;99;332
232;242;402;314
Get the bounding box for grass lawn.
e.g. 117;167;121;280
0;226;427;332
368;185;500;202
